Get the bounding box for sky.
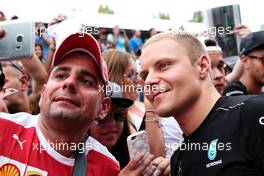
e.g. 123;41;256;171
1;0;263;31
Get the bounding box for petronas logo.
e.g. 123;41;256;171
208;139;218;161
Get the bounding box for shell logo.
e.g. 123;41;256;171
0;163;20;176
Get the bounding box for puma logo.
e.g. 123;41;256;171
12;134;26;150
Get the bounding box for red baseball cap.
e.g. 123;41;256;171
52;32;108;84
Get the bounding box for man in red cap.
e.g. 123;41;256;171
0;32;118;176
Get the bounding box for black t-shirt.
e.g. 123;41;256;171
223;80;249;96
171;95;264;176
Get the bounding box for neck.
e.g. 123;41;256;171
20;94;31;113
240;74;262;94
175;84;220;137
38;117;88;157
8;94;31;114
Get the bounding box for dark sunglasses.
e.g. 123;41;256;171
100;108;128;125
246;55;264;63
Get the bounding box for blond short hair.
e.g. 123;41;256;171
143;30;208;63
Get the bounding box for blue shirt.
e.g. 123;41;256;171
129;36;142;53
35;34;53;60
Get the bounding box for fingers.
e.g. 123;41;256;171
135;154;155;175
152;157;170;176
118;153;145;176
162;164;171;176
153;169;161;176
230;24;251;38
49;15;68;26
118;154;155;176
127;153;145;170
142;164;156;176
233;24;250;31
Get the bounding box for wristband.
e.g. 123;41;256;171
145;109;157;114
145;117;159;122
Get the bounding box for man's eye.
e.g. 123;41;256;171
81;79;93;86
127;74;132;78
159;63;169;70
55;74;66;79
218;63;224;69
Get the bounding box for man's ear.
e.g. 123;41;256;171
196;55;211;80
240;55;250;70
20;74;29;91
97;97;111;120
38;84;46;107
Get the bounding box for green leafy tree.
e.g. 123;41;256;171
189;10;203;23
98;4;114;14
153;12;170;20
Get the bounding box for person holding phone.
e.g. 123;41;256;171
107;25;129;52
0;31;170;176
90;82;133;168
0;32;120;175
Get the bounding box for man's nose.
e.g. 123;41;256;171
144;71;160;88
213;68;224;80
63;76;77;93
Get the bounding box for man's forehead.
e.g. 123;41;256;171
208;51;222;58
51;63;97;75
56;52;99;69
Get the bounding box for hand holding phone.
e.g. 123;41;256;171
0;20;35;61
127;130;150;159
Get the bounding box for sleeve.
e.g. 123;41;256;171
240;95;264;169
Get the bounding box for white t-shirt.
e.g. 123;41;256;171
160;117;183;159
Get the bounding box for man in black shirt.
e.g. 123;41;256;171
224;31;264;96
170;95;264;176
139;30;264;175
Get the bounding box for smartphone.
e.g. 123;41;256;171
0;20;35;61
127;130;150;160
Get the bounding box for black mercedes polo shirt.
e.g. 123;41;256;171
171;95;264;176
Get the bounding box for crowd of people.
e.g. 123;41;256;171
0;9;264;176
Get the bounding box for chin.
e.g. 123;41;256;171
158;110;173;117
155;105;172;117
104;142;115;149
49;109;81;121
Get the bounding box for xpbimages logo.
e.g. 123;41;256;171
98;84;166;96
168;26;232;38
35;25;100;37
31;140;101;153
